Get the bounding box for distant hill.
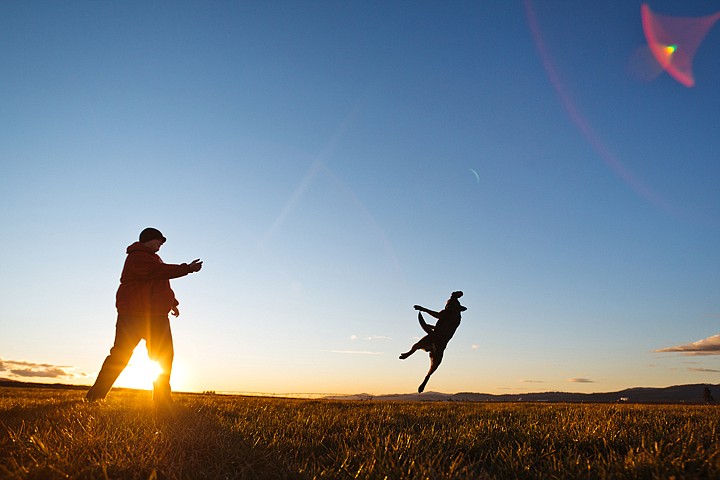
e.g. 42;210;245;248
2;378;717;404
0;378;89;391
326;383;720;404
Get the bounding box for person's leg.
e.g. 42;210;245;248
147;315;174;405
86;316;142;401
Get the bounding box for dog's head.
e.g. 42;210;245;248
446;291;467;312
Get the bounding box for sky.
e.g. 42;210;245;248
1;0;720;397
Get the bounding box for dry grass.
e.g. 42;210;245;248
1;387;720;479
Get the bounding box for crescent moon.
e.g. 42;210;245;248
469;168;480;183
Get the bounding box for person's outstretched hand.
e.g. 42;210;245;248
188;259;203;273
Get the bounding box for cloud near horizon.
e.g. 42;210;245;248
330;350;382;355
567;378;595;383
656;334;720;356
350;335;392;341
0;358;86;379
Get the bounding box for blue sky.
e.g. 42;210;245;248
1;0;719;396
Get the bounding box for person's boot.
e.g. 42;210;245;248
85;369;119;402
85;386;105;402
85;354;128;402
153;376;174;412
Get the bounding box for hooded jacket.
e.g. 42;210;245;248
115;242;195;316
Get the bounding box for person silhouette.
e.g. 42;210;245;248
399;291;467;393
85;228;202;408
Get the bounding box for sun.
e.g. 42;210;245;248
114;348;163;390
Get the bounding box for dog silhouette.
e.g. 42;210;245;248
400;291;466;393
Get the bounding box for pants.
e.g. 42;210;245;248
87;314;174;403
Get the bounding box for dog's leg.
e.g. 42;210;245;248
414;305;441;320
401;335;433;360
418;375;430;393
418;348;444;393
399;349;414;360
399;344;419;359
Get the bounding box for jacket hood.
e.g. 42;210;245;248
126;242;157;254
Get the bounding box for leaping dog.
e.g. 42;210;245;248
399;291;467;393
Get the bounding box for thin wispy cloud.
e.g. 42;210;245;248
471;344;480;350
350;335;391;341
522;380;545;383
567;378;595;383
0;358;86;379
688;367;720;373
656;334;720;356
330;350;383;355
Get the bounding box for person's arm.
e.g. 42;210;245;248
131;254;203;279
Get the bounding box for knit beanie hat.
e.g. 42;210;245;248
139;227;166;243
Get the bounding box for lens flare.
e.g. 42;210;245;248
641;4;720;87
115;349;163;390
524;0;682;218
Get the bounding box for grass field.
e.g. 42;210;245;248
1;387;719;479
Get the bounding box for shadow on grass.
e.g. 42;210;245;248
0;389;297;479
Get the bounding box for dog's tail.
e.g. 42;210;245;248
418;312;434;334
